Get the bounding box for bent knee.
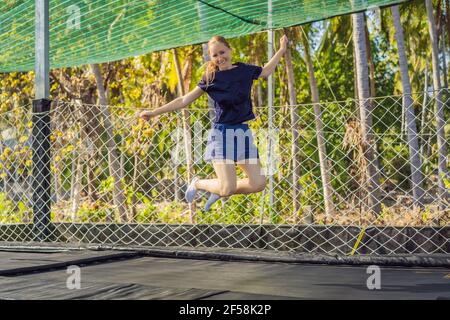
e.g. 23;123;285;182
219;184;237;197
251;176;266;192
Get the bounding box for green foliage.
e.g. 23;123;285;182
74;201;115;223
442;173;450;190
0;193;29;223
134;192;158;223
133;192;189;224
99;176;115;194
379;133;411;188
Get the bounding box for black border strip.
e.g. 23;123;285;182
117;246;450;268
0;251;140;276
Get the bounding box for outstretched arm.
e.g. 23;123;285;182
140;86;204;120
259;35;288;78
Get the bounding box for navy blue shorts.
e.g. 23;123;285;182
204;123;260;163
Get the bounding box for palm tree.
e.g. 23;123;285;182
391;5;425;207
283;28;302;218
298;27;335;217
364;15;376;97
352;11;381;214
425;0;449;207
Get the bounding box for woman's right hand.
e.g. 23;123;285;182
279;34;288;54
139;110;156;121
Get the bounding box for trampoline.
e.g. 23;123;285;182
0;247;448;300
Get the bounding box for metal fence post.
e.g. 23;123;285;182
33;0;51;241
32;98;52;241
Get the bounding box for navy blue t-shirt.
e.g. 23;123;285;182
197;62;262;124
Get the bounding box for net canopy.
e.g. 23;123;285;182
1;0;408;72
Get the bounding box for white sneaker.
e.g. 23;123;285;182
185;176;200;203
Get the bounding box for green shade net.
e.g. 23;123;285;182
0;0;409;72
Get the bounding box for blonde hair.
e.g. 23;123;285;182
204;35;232;87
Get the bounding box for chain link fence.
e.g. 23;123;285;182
0;90;449;254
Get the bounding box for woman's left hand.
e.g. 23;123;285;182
279;35;289;53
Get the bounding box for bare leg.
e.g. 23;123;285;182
196;160;266;211
196;160;266;197
235;160;266;194
196;160;237;197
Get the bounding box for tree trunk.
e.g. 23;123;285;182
80;134;97;203
173;116;181;202
91;63;128;223
53;134;65;203
421;63;431;157
257;82;263;109
71;101;83;222
364;17;376;97
131;150;139;222
79;76;101;204
446;0;450;86
51;101;66;203
352;12;381;215
173;49;196;220
300;28;335;217
70;136;77;202
391;5;425;207
0;143;13;204
54;165;64;202
254;50;263;110
283;29;302;218
353;45;359;101
71;156;83;222
425;0;449;207
86;154;97;202
441;22;448;88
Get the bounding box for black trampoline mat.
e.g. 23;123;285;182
0;277;227;300
0;250;449;300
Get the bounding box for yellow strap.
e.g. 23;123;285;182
351;211;386;255
351;226;367;256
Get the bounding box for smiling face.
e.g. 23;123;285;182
208;41;233;71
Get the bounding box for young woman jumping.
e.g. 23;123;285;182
140;35;288;211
